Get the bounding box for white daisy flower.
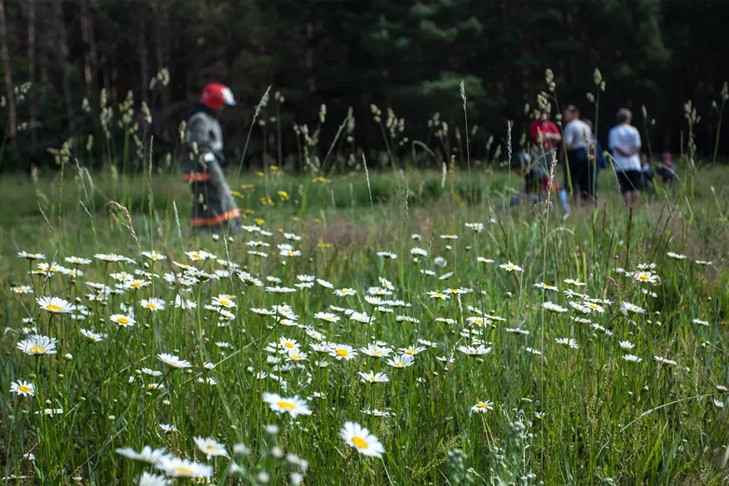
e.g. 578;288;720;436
10;380;35;397
457;345;492;356
653;356;677;366
110;314;135;327
314;312;340;323
80;329;106;342
499;261;523;272
155;455;212;478
18;251;46;260
211;295;236;308
555;337;579;349
358;371;389;383
542;302;567;313
470;400;494;413
159;424;178;434
387;354;414;368
534;282;559;291
17;335;57;355
619;341;635;351
262;393;312;418
36;296;74;314
634;272;660;284
329;344;357;360
115;446;167;464
140;298;166;312
194;436;229;459
360;344;393;358
339;421;385;458
137;472;171;486
620;301;645;315
157;353;192;369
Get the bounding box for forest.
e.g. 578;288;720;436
0;0;728;171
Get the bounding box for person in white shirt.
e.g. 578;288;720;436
608;108;642;206
562;105;595;201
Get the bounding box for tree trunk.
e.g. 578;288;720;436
150;0;171;141
138;8;148;104
24;0;37;146
79;0;98;109
51;0;76;142
0;0;17;139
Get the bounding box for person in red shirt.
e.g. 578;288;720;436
528;108;562;168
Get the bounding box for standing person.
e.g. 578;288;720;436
562;105;595;202
183;83;243;234
528;107;561;168
608;108;642;206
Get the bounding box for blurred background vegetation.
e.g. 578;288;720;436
0;0;727;172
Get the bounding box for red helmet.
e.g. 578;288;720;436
200;83;236;110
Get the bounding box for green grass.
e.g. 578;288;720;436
1;163;728;485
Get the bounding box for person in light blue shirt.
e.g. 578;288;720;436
608;108;642;206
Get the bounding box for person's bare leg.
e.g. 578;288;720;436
625;190;639;207
632;190;640;206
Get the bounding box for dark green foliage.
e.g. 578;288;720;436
0;0;728;172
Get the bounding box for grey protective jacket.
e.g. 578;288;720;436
183;104;242;232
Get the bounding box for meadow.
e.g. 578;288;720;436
1;161;728;485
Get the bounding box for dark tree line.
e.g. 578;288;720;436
0;0;728;172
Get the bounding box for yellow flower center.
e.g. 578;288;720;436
117;317;130;325
352;436;369;449
284;342;294;348
277;400;296;410
476;402;487;408
336;349;349;357
405;350;416;355
46;304;63;312
30;346;46;353
368;376;376;382
18;385;31;393
372;351;382;356
146;303;157;309
290;355;301;361
130;281;142;288
638;274;650;281
394;361;404;367
175;466;195;476
192;253;201;259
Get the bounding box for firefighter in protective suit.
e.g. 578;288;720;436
183;83;243;233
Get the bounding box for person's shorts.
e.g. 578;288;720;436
616;170;642;193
